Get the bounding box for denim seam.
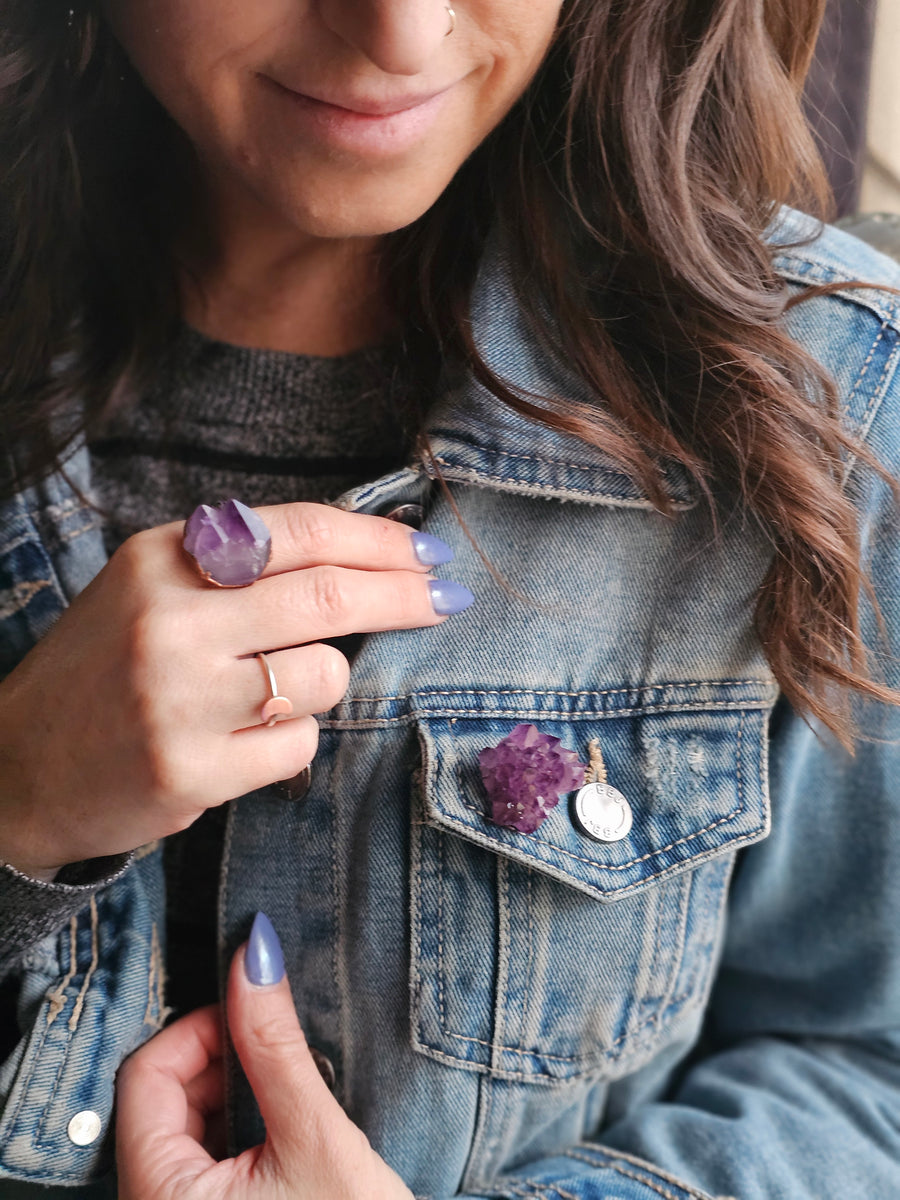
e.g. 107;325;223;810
848;338;899;470
494;856;512;1066
430;461;668;509
45;918;78;1027
411;795;425;1051
570;1145;714;1199
563;1150;688;1200
519;868;534;1051
662;869;693;1016
438;831;447;1034
52;512;102;544
330;779;344;1100
40;496;88;521
219;799;238;1144
639;873;667;1032
431;939;702;1068
0;578;55;621
352;679;774;701
66;895;98;1033
843;318;891;417
0;931;62;1150
479;1075;496;1182
33;906;95;1147
454;792;744;876
0;530;45;556
859;341;899;440
516;1182;582;1200
413;1034;650;1080
448;711;749;876
142;921;165;1031
777;264;900;326
323;700;770;730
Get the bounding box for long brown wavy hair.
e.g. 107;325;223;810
0;0;896;746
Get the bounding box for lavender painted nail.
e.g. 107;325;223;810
429;579;475;615
245;912;285;987
411;531;454;566
183;498;271;587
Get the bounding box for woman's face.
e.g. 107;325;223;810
103;0;566;240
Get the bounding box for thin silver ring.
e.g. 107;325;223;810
445;6;456;36
256;652;294;727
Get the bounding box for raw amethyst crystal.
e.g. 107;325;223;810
479;724;586;834
183;499;272;587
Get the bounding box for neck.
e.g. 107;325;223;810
175;167;395;357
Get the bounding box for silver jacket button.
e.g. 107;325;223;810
67;1110;102;1146
275;763;312;803
572;782;633;842
382;503;424;528
310;1046;337;1092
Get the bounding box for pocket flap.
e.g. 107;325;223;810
414;683;774;901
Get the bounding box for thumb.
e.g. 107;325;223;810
227;912;343;1165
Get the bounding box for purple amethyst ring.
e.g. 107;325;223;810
182;499;272;588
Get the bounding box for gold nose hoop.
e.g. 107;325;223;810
445;6;456;35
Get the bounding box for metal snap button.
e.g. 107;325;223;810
274;763;312;803
572;782;633;843
382;503;424;528
67;1110;102;1146
310;1046;337;1091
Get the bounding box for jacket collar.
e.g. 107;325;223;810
346;238;695;513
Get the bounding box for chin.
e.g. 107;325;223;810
261;167;456;240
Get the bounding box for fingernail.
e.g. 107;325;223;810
429;579;475;616
245;911;285;987
411;531;454;567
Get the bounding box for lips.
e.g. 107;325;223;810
264;76;450;116
258;72;457;157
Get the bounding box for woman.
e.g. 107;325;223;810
1;0;899;1197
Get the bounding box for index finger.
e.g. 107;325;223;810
169;501;455;579
116;1004;222;1191
117;1003;222;1130
261;502;454;577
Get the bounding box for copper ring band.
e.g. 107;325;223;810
256;652;294;727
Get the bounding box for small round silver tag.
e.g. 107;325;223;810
572;782;633;843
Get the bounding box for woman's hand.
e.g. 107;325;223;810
0;503;467;878
117;914;415;1200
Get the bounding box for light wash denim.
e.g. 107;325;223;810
2;209;900;1199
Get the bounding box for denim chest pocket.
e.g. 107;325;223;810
409;683;774;1084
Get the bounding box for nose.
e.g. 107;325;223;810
318;0;452;76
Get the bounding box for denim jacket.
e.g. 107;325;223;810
2;208;900;1200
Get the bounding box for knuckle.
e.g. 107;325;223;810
274;717;318;784
286;504;337;562
370;516;400;562
310;645;350;707
250;1008;306;1057
388;572;423;625
292;716;320;767
141;735;184;800
308;566;351;627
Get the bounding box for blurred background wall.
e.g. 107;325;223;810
861;0;900;213
804;0;900;217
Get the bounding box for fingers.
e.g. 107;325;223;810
207;643;349;734
162;501;455;582
221;565;471;657
258;503;455;577
116;1005;222;1195
226;919;350;1166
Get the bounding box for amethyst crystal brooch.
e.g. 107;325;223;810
479;724;585;833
